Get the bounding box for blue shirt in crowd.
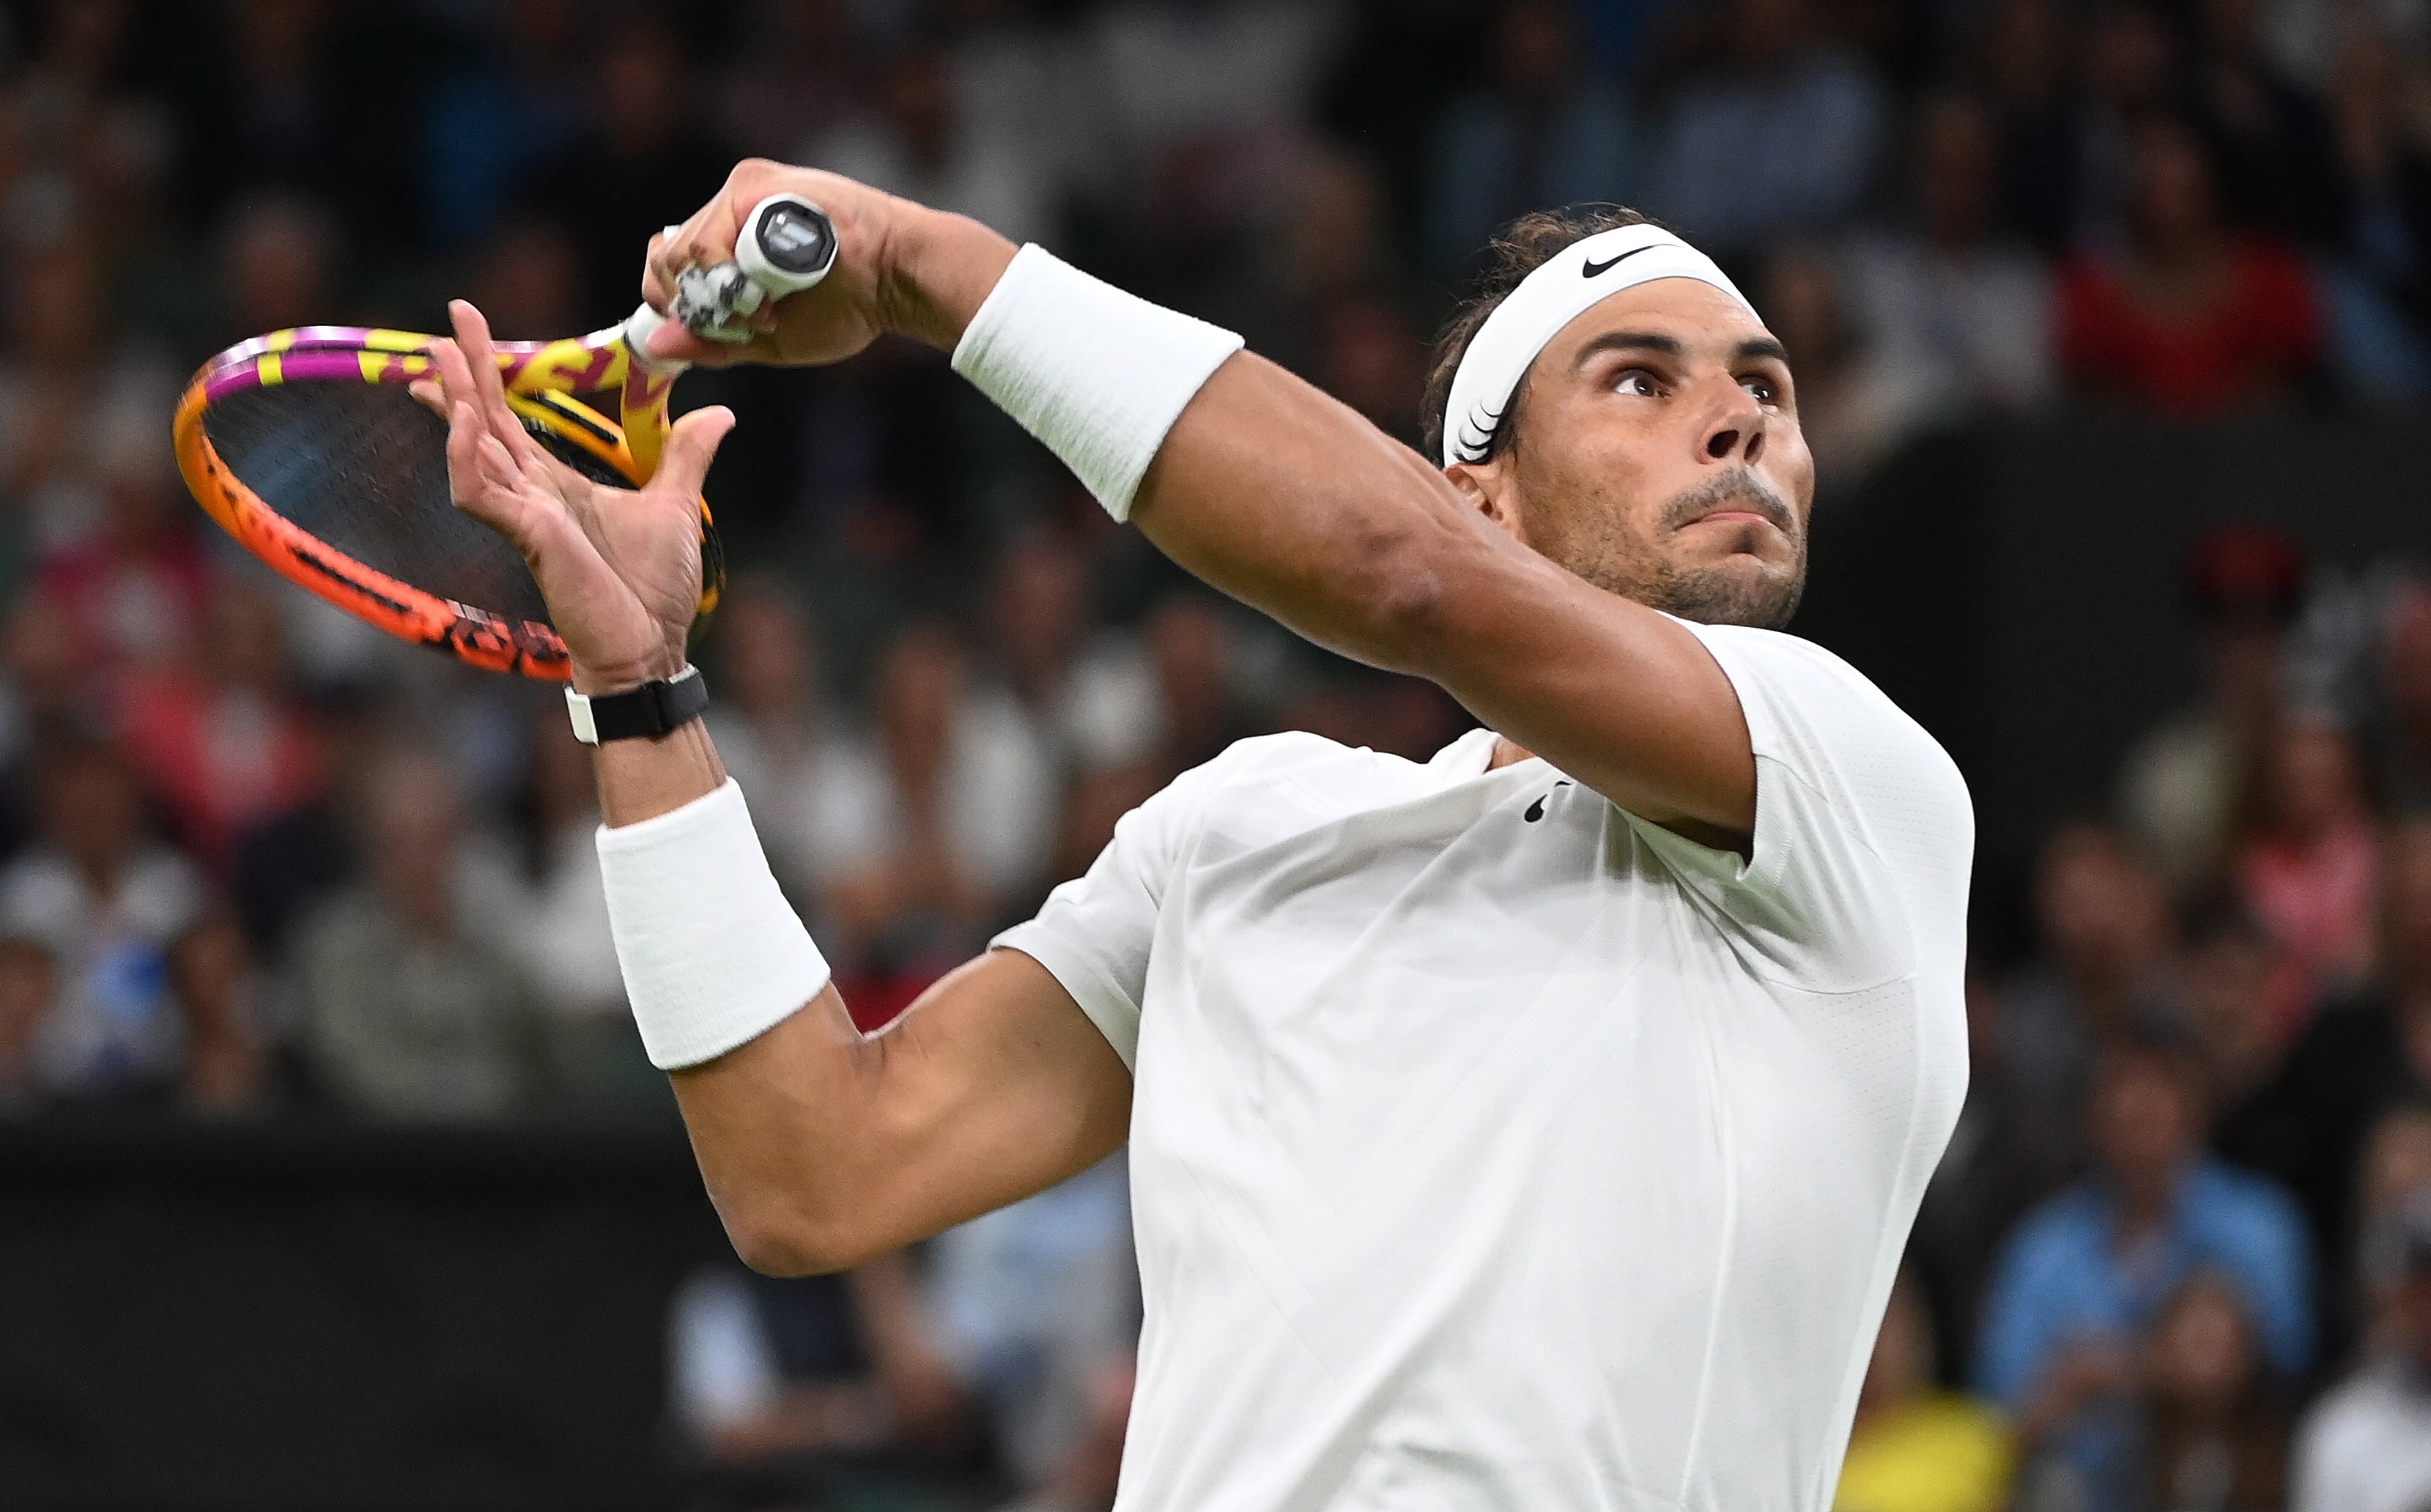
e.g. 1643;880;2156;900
1975;1158;2314;1404
1972;1159;2312;1512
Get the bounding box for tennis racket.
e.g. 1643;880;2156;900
171;194;838;680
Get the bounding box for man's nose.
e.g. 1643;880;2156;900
1698;386;1766;466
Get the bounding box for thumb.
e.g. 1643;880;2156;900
651;405;736;499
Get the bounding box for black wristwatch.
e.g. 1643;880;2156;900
564;666;709;744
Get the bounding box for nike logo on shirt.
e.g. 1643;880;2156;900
1582;245;1656;278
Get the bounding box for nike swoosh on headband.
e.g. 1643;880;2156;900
1581;245;1657;278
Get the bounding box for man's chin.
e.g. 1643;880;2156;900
1654;555;1805;629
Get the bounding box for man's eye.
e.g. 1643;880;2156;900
1742;376;1780;403
1616;371;1660;397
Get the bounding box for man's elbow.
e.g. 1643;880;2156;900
1340;519;1463;672
717;1199;869;1278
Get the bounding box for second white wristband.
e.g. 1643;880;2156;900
596;779;832;1070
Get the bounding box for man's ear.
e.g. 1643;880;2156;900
1446;459;1526;546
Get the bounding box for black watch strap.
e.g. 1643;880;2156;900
565;666;708;744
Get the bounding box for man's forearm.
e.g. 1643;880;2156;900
874;212;1473;673
591;715;728;826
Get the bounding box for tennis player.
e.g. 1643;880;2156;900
430;163;1972;1511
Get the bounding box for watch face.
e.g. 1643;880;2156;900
756;203;836;278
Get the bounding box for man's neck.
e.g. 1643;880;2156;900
1490;737;1536;771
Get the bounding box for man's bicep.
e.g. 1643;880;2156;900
867;949;1134;1235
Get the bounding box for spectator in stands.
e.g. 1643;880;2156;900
2001;822;2185;1135
2326;29;2431;333
813;621;1058;993
117;577;322;874
1832;1270;2012;1512
807;40;1056;250
1758;242;1946;483
0;731;202;1100
703;577;849;908
29;404;210;678
212;193;338;347
462;215;585;343
1422;0;1642;275
2243;826;2431;1319
985;531;1158;777
2189;903;2308;1164
1845;92;2057;415
0;936;53;1114
2057;114;2325;420
1238;149;1399;375
2066;1;2183;248
1976;0;2082;251
927;1156;1138;1512
1645;0;1888;259
1142;590;1257;779
418;0;591;247
1311;291;1429;451
2292;1189;2431;1512
1979;1026;2312;1512
2232;712;2380;1009
533;18;732;320
711;0;870;163
293;749;545;1122
2117;525;2308;901
667;1256;985;1506
0;591;100;858
2374;579;2431;815
164;911;271;1116
2308;28;2431;399
0;238;180;557
507;703;661;1119
2137;1269;2292;1512
2189;0;2345;245
229;682;384;962
1913;973;2084;1385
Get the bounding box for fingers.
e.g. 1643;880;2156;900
642;230;670;311
643;320;758;368
446;300;548;470
651;406;738;501
445;399;530;539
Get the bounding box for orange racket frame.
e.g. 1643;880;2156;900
171;321;720;681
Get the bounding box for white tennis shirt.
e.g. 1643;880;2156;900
994;620;1974;1511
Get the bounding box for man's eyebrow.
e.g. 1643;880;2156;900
1572;330;1687;368
1734;336;1792;365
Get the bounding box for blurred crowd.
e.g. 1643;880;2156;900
0;0;2427;1508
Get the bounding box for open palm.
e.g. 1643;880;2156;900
420;300;733;693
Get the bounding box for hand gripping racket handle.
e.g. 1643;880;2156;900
670;194;839;343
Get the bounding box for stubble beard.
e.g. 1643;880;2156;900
1561;468;1809;630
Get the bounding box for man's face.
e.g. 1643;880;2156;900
1451;279;1816;629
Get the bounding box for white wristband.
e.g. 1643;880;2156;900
950;244;1244;521
596;779;832;1070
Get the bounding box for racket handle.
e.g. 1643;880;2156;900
670;195;840;341
733;194;837;297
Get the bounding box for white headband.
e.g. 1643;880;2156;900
1440;223;1758;467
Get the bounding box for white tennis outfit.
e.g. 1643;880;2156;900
994;619;1974;1512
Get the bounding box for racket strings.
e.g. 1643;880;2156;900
201;383;625;629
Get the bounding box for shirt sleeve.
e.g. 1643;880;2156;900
1621;621;1975;995
990;756;1226;1072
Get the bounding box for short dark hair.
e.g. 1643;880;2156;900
1421;204;1656;467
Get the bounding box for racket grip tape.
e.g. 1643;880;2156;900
671;195;838;341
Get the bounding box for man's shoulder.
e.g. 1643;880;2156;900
1688;622;1972;825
